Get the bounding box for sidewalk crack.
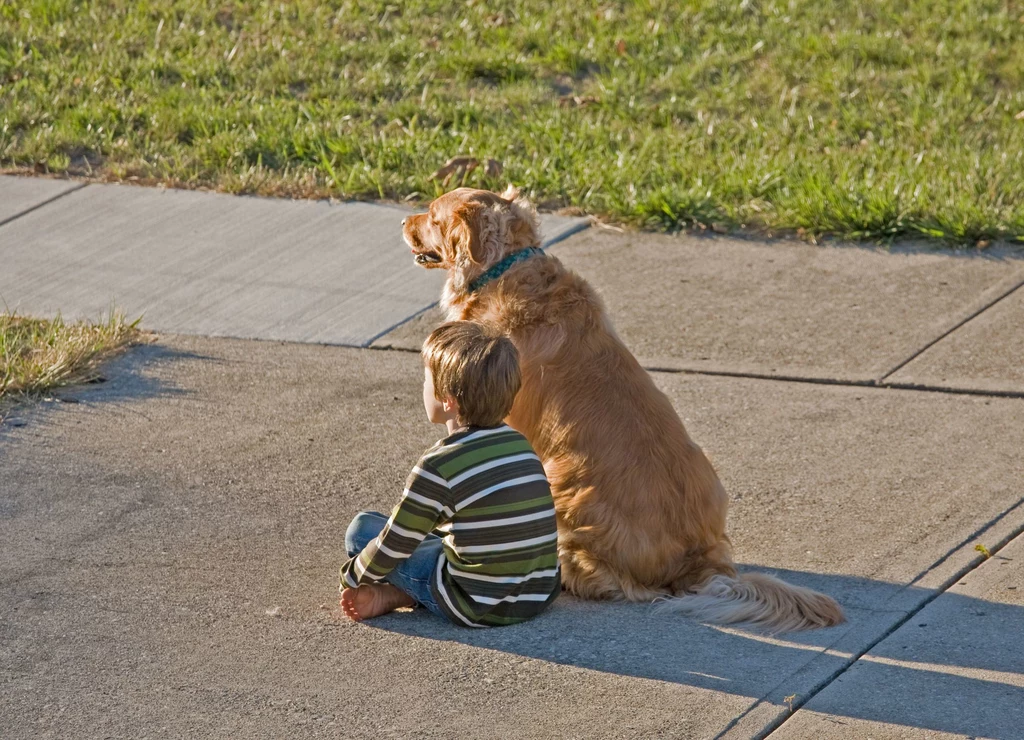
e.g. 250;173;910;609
0;181;89;229
643;364;1024;400
877;276;1024;383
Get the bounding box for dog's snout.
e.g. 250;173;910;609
401;218;406;226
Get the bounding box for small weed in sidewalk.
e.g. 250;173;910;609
0;311;142;414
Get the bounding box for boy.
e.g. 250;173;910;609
339;321;560;627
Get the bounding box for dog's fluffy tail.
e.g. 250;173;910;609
655;572;845;633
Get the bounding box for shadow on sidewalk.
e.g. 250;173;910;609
0;340;212;431
368;565;1024;738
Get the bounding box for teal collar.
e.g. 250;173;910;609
468;247;544;293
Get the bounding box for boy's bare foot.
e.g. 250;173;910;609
340;584;415;622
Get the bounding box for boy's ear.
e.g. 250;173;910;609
442;397;458;413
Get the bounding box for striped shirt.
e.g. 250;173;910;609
340;424;560;627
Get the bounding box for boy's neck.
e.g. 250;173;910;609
444;419;505;436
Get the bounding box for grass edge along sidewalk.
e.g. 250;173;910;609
2;1;1023;245
0;310;142;418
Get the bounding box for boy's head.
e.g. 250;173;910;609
422;321;521;428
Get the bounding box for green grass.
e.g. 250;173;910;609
0;311;141;413
2;1;1024;244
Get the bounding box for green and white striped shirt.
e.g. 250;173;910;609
340;424;560;627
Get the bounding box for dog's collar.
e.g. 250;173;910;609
468;247;544;293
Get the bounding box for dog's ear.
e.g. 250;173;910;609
448;192;536;266
450;200;502;265
449;201;485;264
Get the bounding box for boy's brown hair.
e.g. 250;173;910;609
423;321;522;427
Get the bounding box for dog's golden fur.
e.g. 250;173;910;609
404;187;845;632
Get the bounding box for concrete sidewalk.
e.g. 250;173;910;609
0;176;587;346
778;534;1024;739
1;175;1023;738
378;228;1024;393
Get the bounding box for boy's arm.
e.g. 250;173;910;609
340;460;451;589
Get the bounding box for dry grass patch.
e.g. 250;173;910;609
0;311;142;415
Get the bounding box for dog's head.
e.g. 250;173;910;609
403;186;540;294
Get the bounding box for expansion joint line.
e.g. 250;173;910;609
878;277;1024;382
755;508;1024;739
0;182;88;229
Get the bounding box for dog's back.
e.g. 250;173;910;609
456;255;732;594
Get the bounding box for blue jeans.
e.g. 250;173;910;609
345;510;445;618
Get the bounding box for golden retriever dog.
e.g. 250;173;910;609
403;187;844;632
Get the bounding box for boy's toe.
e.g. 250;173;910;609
340;590;363;621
